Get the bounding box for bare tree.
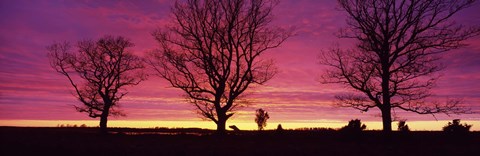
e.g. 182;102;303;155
255;108;270;130
47;35;146;134
148;0;291;134
320;0;480;132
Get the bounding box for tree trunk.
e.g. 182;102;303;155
381;54;392;132
216;115;227;135
381;107;392;132
99;112;109;134
99;104;111;134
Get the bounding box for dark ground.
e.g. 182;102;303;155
0;127;479;156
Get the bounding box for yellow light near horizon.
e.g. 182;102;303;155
1;120;479;131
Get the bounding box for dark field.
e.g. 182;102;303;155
1;127;479;156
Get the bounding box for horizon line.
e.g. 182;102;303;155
1;119;479;131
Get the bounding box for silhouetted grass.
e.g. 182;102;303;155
0;127;478;156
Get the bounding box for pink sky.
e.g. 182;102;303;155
1;0;479;129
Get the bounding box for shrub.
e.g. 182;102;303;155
276;124;283;131
442;119;472;133
397;120;410;132
340;119;366;132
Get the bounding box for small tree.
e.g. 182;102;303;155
255;109;270;130
341;119;367;132
443;119;472;133
47;35;146;134
397;120;410;132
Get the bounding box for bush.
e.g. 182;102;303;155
273;124;284;135
340;119;366;132
442;119;472;133
276;124;283;131
397;120;410;132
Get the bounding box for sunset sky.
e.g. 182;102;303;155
1;0;479;130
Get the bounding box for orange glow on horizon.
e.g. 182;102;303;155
1;119;479;131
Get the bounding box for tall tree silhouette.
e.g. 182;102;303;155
320;0;479;132
148;0;291;134
47;35;146;134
